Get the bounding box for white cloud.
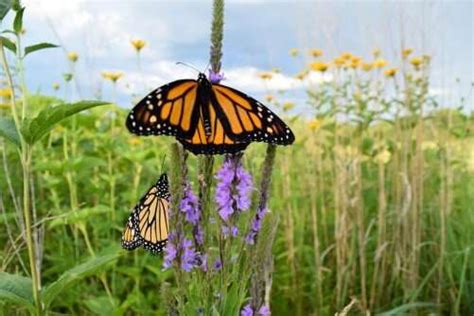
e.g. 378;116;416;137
119;60;332;96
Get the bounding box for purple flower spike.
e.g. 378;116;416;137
180;183;200;225
246;206;268;245
208;69;225;83
181;238;199;272
163;233;177;269
215;157;253;222
258;305;271;316
241;304;254;316
213;259;222;271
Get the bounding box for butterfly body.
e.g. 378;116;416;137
122;174;170;254
126;73;295;155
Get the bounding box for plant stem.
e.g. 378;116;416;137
0;42;42;315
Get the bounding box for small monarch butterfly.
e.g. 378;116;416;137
121;173;170;254
126;73;295;155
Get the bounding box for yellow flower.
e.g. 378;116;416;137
131;39;146;52
349;56;361;69
271;67;281;73
410;57;423;68
402;48;413;58
258;72;273;80
309;49;323;57
265;95;275;102
310;61;329;72
372;48;381;58
373;58;388;69
361;62;373;72
340;52;352;60
67;51;79;62
102;71;123;83
282;102;295;111
0;88;12;98
333;57;346;68
384;68;398;77
52;83;60;90
308;118;323;131
128;138;141;146
374;149;391;164
294;69;309;80
289;48;299;57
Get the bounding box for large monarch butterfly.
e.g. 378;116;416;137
126;73;295;155
121;173;170;254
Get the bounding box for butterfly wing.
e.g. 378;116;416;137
121;174;170;254
211;84;295;145
178;99;250;155
121;210;143;250
126;80;199;139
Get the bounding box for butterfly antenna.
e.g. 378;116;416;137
176;62;201;74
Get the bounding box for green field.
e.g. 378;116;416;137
0;1;473;315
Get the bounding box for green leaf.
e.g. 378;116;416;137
0;272;35;313
0;116;21;148
13;6;24;33
0;0;12;21
24;42;58;57
0;35;16;53
41;249;121;307
20;100;109;145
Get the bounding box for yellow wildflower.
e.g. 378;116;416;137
294;69;309;80
349;56;361;69
402;48;413;58
384;68;398;77
0;88;12;98
258;72;273;80
361;63;373;72
102;71;123;83
374;149;391;164
271;67;281;73
373;58;388;69
308;118;323;131
52;83;60;90
333;57;346;68
131;39;146;52
340;52;352;60
372;48;381;58
67;51;79;62
265;95;275;102
282;102;295;111
310;61;329;72
289;48;299;57
128;138;141;146
309;49;323;57
410;57;423;68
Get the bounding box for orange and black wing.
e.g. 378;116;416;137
178;98;250;155
211;84;295;145
126;80;200;139
121;174;170;254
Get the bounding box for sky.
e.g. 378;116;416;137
6;0;474;113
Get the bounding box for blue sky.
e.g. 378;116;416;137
10;0;474;112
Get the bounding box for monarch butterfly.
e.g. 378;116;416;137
121;173;170;254
126;73;295;155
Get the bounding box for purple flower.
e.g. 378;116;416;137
213;259;222;271
194;225;204;245
181;238;199;272
258;305;271;316
208;69;225;83
180;183;200;225
163;233;177;269
246;206;268;245
215;157;253;221
222;225;239;237
241;304;254;316
198;253;208;272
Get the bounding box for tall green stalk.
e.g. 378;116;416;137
0;43;42;315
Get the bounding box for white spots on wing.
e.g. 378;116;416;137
130;114;134;119
131;121;136;127
157;123;161;128
139;126;143;131
150;115;157;123
147;104;154;110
